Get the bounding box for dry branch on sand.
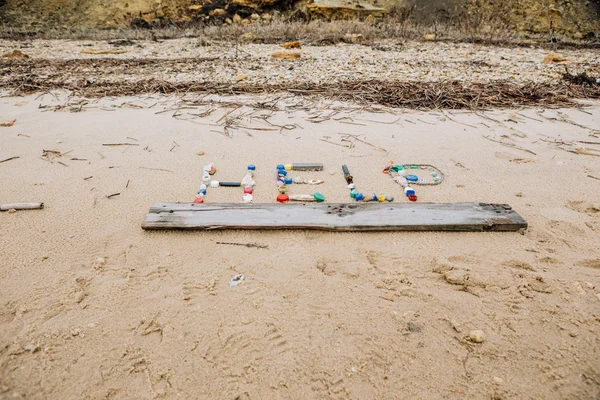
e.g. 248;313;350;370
1;75;598;110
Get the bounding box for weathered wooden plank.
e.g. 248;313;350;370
142;202;527;232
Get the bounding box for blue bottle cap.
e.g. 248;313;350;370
405;189;415;196
276;164;284;170
278;170;287;176
355;193;364;201
284;177;292;184
248;164;256;171
406;175;419;182
197;189;207;195
371;194;378;202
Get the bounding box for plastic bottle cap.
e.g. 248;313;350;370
248;164;256;171
210;181;219;188
355;193;364;201
350;189;358;198
377;195;386;202
244;187;253;194
408;194;418;202
371;194;378;202
313;192;325;202
406;175;419;182
277;164;284;170
193;197;204;203
385;195;394;202
278;170;287;176
243;194;253;203
347;183;355;189
277;194;289;203
284;164;293;171
284;177;293;184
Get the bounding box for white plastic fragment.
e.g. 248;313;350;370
229;274;245;286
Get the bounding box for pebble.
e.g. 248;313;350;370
585;282;595;289
467;329;485;343
7;208;16;214
407;321;423;333
493;377;504;385
97;257;106;265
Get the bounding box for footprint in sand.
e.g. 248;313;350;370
565;200;600;216
575;259;600;269
494;151;535;163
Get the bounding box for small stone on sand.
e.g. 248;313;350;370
467;329;485;343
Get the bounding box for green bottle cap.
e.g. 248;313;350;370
350;189;358;198
313;192;325;202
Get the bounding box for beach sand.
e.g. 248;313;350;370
1;93;599;399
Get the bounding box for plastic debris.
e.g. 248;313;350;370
229;274;245;287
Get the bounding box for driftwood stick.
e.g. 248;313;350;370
482;135;537;155
0;156;20;164
1;202;44;211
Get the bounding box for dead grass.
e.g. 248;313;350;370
1;16;596;49
2;72;598;109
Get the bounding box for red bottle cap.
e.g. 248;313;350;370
408;194;418;202
277;194;289;203
193;197;204;203
244;187;253;194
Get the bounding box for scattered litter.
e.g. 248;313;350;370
106;193;121;198
2;50;29;59
1;203;44;211
81;48;127;55
0;119;16;127
272;51;301;60
280;41;301;49
229;274;245;286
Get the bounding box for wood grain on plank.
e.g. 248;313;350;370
142;202;527;232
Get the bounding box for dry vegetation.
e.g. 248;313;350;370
1;14;597;48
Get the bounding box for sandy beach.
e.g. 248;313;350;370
1;90;599;398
